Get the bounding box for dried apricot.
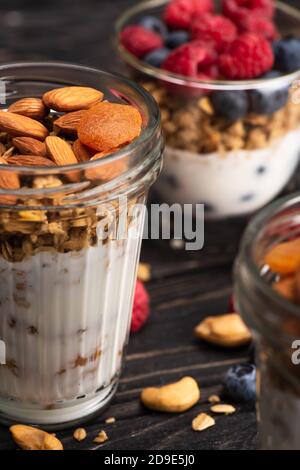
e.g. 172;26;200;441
264;238;300;275
78;102;142;152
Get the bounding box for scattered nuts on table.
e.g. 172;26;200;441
93;430;108;444
105;417;116;424
73;428;87;442
10;424;63;450
208;394;221;404
138;262;151;282
210;404;236;415
192;413;215;432
141;376;200;413
194;313;252;348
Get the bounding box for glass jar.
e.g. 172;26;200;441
0;62;163;427
236;192;300;449
115;0;300;219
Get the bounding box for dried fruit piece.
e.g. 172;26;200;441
54;110;86;135
46;136;78;166
93;430;108;444
0;111;49;140
8;98;46;120
192;413;215;431
264;238;300;275
273;276;297;302
10;424;63;450
73;428;87;442
78;102;142;152
141;376;200;413
85;151;127;182
73;139;93;162
43;86;103;112
12;137;47;157
210;404;236;415
194;313;251;348
7;155;55;167
0;155;20;204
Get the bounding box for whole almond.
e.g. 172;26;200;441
46;136;78;165
13;137;47;157
7;155;55;167
0;111;48;141
0;155;20;204
10;424;63;451
54;110;86;135
8;98;46;120
43;86;103;112
0;142;6;156
73;139;92;162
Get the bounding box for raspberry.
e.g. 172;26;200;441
162;41;217;78
219;33;274;79
222;0;274;23
239;16;278;41
131;280;150;333
191;14;237;52
120;26;163;58
164;0;214;30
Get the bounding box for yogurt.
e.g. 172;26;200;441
156;128;300;219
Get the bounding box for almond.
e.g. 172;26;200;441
194;313;252;348
10;424;63;451
54;110;86;135
12;137;47;157
0;155;20;204
7;155;55;167
46;136;79;182
0;142;6;156
8;98;46;120
43;86;103;112
0;111;48;141
73;139;92;162
46;136;78;166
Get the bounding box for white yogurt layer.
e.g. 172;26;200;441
156;128;300;219
0;216;144;424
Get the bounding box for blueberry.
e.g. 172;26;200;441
273;37;300;73
211;91;248;121
144;48;171;68
250;71;289;115
224;364;256;403
166;30;190;49
138;16;168;39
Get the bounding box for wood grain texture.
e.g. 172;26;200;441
0;0;299;451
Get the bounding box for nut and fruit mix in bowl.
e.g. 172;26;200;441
236;192;300;449
0;62;163;426
116;0;300;219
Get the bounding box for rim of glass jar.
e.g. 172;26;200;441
239;191;300;320
115;0;300;91
0;61;161;175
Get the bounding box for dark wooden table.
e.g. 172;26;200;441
0;0;299;451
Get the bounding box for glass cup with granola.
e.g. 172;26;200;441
0;62;163;427
116;0;300;219
236;192;300;449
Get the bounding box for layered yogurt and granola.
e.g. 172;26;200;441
0;64;162;425
118;0;300;218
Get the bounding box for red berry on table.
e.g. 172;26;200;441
219;33;274;79
162;41;217;79
222;0;274;23
239;16;278;41
191;14;237;52
131;280;150;333
120;25;164;58
164;0;214;30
